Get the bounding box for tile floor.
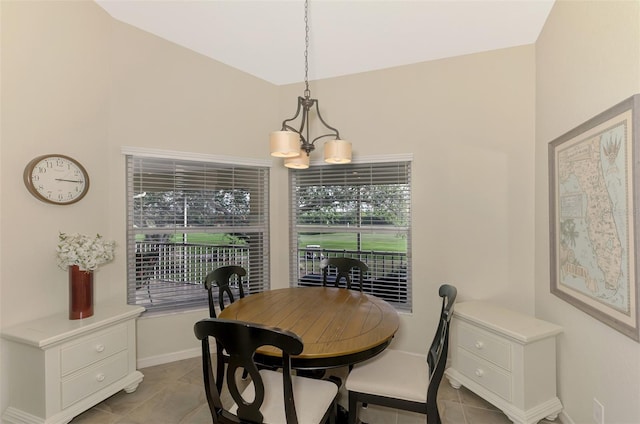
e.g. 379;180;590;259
70;357;559;424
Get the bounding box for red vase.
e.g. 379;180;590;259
69;265;94;319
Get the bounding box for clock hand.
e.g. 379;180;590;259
55;178;83;183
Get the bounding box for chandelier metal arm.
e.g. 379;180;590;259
311;99;341;142
280;96;341;155
280;97;305;135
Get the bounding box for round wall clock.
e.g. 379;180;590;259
23;154;90;205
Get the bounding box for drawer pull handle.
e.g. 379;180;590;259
474;341;484;349
475;369;484;377
95;344;105;353
96;373;105;382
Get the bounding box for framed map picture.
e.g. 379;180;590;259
549;94;640;341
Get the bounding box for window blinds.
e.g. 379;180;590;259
126;154;270;313
290;161;412;311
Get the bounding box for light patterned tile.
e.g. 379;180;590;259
397;408;424;424
123;381;207;424
69;407;121;424
142;357;201;385
438;380;462;403
178;402;213;424
359;404;397;424
458;386;499;411
92;376;166;416
114;417;148;424
463;405;513;424
177;363;204;386
440;399;467;424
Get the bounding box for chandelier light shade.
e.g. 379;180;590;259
270;131;301;158
269;0;352;169
324;139;352;164
284;150;311;169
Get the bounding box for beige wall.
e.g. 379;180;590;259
1;0;112;323
536;1;640;423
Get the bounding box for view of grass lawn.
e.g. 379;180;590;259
299;232;406;252
136;231;405;253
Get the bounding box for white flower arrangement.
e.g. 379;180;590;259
57;232;116;272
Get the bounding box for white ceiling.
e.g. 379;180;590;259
95;0;555;86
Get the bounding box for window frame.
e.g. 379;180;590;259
123;147;271;314
289;154;413;311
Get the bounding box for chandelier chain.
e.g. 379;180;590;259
304;0;310;98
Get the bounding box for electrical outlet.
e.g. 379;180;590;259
593;398;604;424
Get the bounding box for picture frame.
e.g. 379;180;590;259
549;94;640;341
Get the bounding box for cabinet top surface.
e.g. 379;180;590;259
1;301;145;348
454;301;563;343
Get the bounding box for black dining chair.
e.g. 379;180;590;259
203;265;246;318
345;284;457;424
321;257;368;291
194;318;339;424
203;265;250;386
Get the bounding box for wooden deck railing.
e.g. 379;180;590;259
133;242;408;308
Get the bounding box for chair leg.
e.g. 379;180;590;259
329;400;337;424
348;394;358;424
426;404;441;424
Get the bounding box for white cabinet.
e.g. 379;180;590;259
445;301;563;424
1;302;145;424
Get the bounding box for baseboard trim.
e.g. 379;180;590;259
137;347;200;369
558;409;575;424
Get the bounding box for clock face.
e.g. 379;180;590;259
24;155;90;205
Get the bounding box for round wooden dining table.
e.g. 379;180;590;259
218;286;400;370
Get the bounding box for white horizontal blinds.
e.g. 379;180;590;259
290;161;412;311
126;155;269;313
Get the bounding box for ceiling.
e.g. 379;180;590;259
95;0;555;86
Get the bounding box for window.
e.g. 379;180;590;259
290;158;412;311
124;149;270;313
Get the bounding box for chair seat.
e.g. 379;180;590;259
231;369;338;424
346;349;429;403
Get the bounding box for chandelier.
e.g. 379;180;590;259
269;0;351;169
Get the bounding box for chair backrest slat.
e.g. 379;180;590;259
321;257;368;291
194;318;304;424
426;284;457;410
204;265;247;318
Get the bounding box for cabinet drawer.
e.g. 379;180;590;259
61;350;128;408
457;348;512;402
458;322;511;371
61;324;128;376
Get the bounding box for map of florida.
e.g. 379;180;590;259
559;135;623;292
